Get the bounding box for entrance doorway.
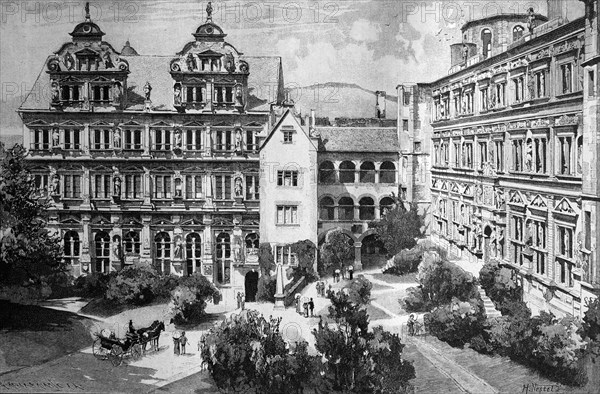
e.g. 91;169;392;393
245;271;259;302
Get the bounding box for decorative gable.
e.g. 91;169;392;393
554;198;578;216
529;194;547;210
508;190;527;206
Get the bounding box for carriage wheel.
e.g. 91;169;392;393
109;345;124;367
92;338;108;360
131;343;142;361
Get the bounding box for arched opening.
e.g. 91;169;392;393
339;161;356;183
359;197;375;220
124;231;141;254
94;231;110;273
320;196;335;220
513;25;524;41
379;161;396;183
185;233;202;275
245;271;259;302
338;197;355;220
63;230;80;264
380;197;396;217
216;233;231;285
359;161;376;183
319;161;335;184
361;234;387;267
154;232;171;274
481;28;492;59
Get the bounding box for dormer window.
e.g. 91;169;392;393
513;25;524;41
214;85;234;104
60;84;83;103
481;29;492;59
91;83;111;103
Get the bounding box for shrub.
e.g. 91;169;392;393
152;275;180;300
170;273;219;324
256;274;276;302
201;310;314;392
479;261;523;314
424;297;486;347
43;272;76;299
105;265;158;305
289;239;318;283
74;271;113;298
383;249;421;276
347;275;372;305
401;286;430;312
580;297;600;360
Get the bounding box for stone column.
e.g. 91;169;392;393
142;166;152;209
81;214;91;275
353;242;362;271
202;216;214;283
143;123;150;157
83;123;90;157
141;214;152;266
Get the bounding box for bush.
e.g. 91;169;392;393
580;297;600;360
74;271;113;298
479;261;522;314
170;273;219;324
201;310;314;392
401;286;430;312
43;272;76;299
105;266;158;305
152;275;180;300
424;297;486;347
383;249;421;276
289;239;317;283
256;274;276;302
347;275;372;305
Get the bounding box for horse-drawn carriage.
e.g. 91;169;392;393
92;329;143;366
92;321;165;366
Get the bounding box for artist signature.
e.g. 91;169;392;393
522;383;562;394
0;381;85;392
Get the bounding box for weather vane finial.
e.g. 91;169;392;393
85;2;90;21
206;1;213;22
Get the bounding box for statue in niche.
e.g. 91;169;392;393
64;52;75;70
225;53;235;73
488;84;496;109
527;71;535;99
112;81;122;105
234;177;243;198
51;81;60;104
143;82;152;101
235;85;244;107
186;53;197;71
112;235;122;260
206;1;213;22
102;50;114;69
173;83;182;106
174;129;182;148
525;139;533;171
527;7;536;34
577;142;583;174
234;129;242;153
174;236;183;259
174;177;182;197
50;174;60;195
460;205;466;225
462;44;469;64
113;128;121;148
52;128;60;147
113;176;121;197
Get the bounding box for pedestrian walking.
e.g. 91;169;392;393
236;292;242;309
303;301;309;317
318;315;325;330
172;331;181;355
309;298;314;317
180;331;188;354
241;293;245;310
348;265;354;280
295;294;302;314
407;314;416;336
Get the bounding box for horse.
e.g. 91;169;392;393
138;321;165;352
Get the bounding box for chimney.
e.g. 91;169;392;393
310;109;316;131
375;91;386;119
547;0;564;21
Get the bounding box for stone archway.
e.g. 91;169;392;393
245;271;259;302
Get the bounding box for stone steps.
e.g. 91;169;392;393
478;288;502;318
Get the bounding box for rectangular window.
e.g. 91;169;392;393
33;174;49;196
277;170;298;187
463;143;473;168
93;174;111;199
186;130;203;151
403;91;411;105
535;71;547;98
512;139;523;171
245;175;259;200
560;63;573;94
557;226;573;258
585;211;592;250
32;129;50;150
589;70;596;97
63;174;81;199
124;130;142;150
185;175;203;199
533;137;547;173
153;175;172;199
246;130;258;152
91;84;111;102
60;85;82;102
283;130;294;143
93;129;111;150
275;246;297;266
558;136;573;175
214;175;232;200
403;120;409;131
186;86;204;103
495;140;504;172
214;130;232;151
124;174;142;199
479;141;487;169
276;205;298;224
453;142;460;167
153;129;171;151
63;129;81;150
514;77;524;102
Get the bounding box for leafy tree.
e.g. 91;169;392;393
289;239;317;282
0;144;63;290
257;243;277;302
580;297;600;361
105;265;159;305
170;273;219;324
319;229;354;274
370;201;425;256
258;243;276;275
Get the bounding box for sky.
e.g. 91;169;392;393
0;0;585;130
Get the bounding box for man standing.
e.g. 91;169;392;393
309;298;315;317
236;292;242;309
348;265;354;280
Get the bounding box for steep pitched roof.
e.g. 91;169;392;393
259;109;316;151
317;127;399;152
19;55;282;113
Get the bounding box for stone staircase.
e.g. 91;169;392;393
478;287;502;318
383;257;395;271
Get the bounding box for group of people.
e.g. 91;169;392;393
236;292;246;310
295;295;315;317
172;330;188;355
315;281;330;297
333;265;354;283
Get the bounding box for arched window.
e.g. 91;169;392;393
481;29;492;59
359;197;375;220
94;231;110;273
319;161;335;184
320;197;335;220
154;232;171;274
339;161;356;183
63;231;80;263
216;233;231;285
379;161;396;183
245;233;259;250
124;231;140;254
380;197;396;217
513;25;524;41
186;233;202;275
338;197;355;220
359;162;376;183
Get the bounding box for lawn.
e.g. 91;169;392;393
371;272;418;285
0;301;94;372
372;291;408;317
370;282;395;292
